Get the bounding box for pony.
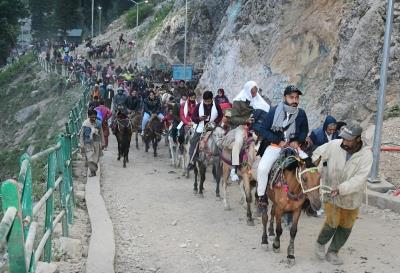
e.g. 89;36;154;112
143;115;163;157
260;148;321;265
193;122;225;197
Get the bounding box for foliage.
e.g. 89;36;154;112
54;0;81;34
139;1;174;39
0;0;28;65
29;0;55;40
384;105;400;120
125;2;156;28
0;52;35;87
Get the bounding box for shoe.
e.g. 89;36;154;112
257;195;268;214
140;132;144;136
187;163;195;171
230;169;239;182
317;208;325;217
326;251;343;265
314;242;326;260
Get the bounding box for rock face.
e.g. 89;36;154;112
15;104;40;123
137;0;400;126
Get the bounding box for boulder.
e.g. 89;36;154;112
15;104;40;123
53;237;82;260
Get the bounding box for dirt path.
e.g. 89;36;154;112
101;136;400;273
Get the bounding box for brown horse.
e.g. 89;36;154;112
143;115;163;157
130;111;142;150
260;150;321;265
114;113;134;168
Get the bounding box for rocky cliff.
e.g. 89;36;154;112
87;0;399;126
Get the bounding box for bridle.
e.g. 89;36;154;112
295;165;332;194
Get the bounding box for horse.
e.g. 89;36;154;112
182;125;196;178
220;132;259;226
167;123;179;167
113;112;134;168
193;122;225;197
143;115;163;157
129;110;142;150
260;148;321;265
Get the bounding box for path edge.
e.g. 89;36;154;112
85;162;116;273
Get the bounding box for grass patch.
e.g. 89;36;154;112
125;2;156;28
384;104;400;120
138;1;175;40
0;52;36;88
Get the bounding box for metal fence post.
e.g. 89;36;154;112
56;138;69;237
60;135;73;225
1;180;28;273
18;153;32;238
44;152;56;262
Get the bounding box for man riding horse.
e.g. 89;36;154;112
256;85;310;212
230;81;270;182
187;91;223;171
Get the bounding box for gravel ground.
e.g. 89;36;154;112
101;136;400;273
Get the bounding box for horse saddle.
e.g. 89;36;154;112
199;131;213;154
268;147;299;190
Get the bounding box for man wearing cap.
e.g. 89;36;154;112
256;85;309;210
312;122;372;265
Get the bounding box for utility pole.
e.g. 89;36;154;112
91;0;94;38
98;6;102;36
183;0;188;81
128;0;149;65
369;0;395;183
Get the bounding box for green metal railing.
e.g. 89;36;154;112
0;85;90;273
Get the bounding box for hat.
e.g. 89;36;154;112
339;122;363;140
284;85;303;96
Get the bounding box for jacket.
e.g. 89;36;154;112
250;109;269;139
312;139;373;209
179;101;197;125
191;102;223;125
262;105;309;144
309;115;339;148
143;98;161;114
231;100;253;127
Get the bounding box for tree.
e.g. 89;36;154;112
29;0;54;40
54;0;81;34
0;0;28;65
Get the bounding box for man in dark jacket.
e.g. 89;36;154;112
141;90;164;135
256;85;309;210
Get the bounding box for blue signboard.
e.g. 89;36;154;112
172;64;193;80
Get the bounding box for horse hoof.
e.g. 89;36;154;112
117;157;121;161
224;206;231;211
268;230;275;237
261;235;268;244
123;164;126;168
193;189;198;194
287;256;295;266
216;196;222;201
247;219;255;226
272;245;280;253
198;193;204;198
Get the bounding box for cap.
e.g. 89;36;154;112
339;122;363;140
284;85;303;96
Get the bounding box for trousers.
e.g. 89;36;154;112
256;145;282;196
317;202;359;253
232;125;246;166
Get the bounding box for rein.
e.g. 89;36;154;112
295;166;332;194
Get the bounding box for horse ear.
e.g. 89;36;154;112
313;156;322;167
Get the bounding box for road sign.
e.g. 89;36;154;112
172;64;192;80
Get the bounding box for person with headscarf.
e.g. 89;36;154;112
112;86;129;116
256;85;309;212
229;81;270;181
214;88;230;105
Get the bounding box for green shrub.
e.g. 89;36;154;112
125;3;155;28
138;1;175;39
384;104;400;120
0;52;36;88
